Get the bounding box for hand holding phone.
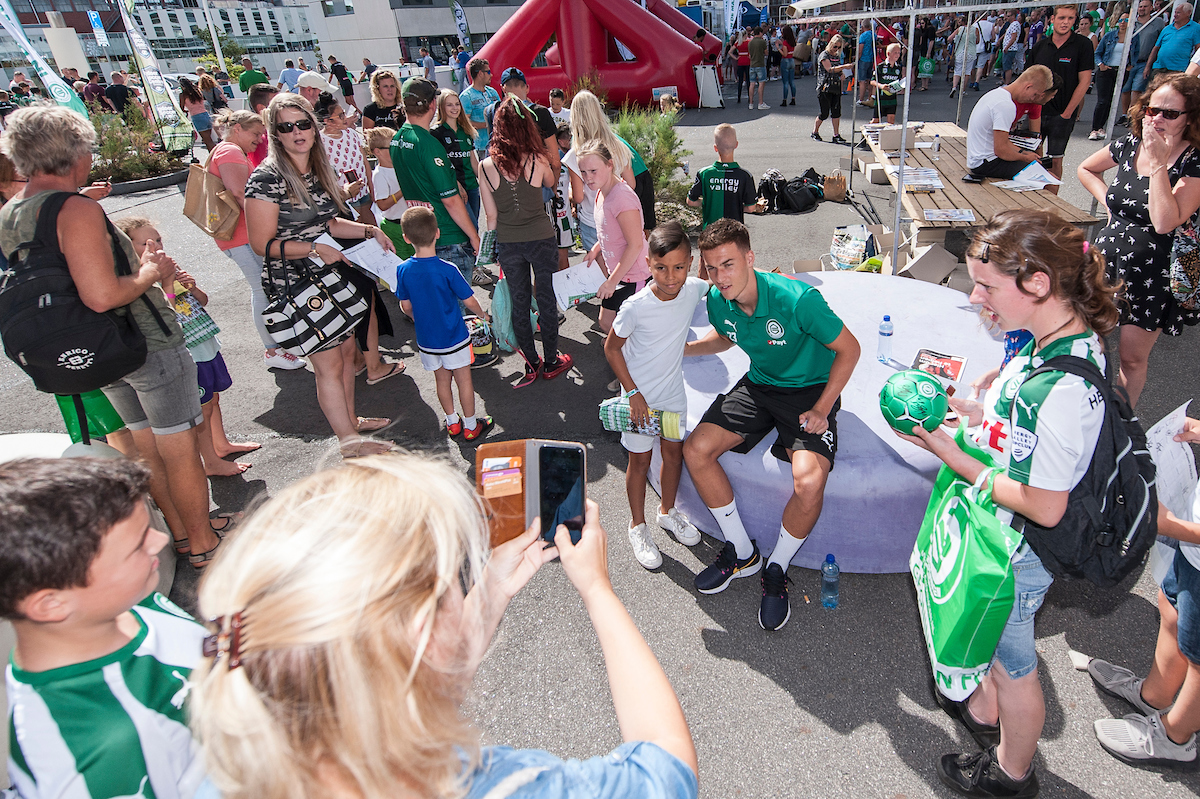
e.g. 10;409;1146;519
530;441;586;545
343;169;359;183
553;499;612;600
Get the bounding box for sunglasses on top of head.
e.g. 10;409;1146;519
1145;106;1185;120
275;118;315;133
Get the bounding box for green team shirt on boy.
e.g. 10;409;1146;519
7;592;208;799
688;162;757;229
391;122;467;246
707;271;844;387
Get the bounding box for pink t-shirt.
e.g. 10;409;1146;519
596;181;650;285
208;142;250;250
322;127;369;203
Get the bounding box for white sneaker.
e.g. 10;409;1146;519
758;103;771;110
264;350;305;370
1095;711;1198;768
749;103;757;110
628;523;662;569
657;507;701;546
1088;658;1164;716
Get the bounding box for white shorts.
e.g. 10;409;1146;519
419;340;473;371
976;51;991;70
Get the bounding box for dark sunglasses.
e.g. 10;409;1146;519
275;118;315;133
1145;106;1185;120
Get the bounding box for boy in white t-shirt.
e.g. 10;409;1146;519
549;88;571;126
364;126;415;260
604;221;708;569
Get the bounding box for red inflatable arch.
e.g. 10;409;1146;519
473;0;720;108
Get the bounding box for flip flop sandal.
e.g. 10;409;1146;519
355;364;367;377
366;361;406;385
356;416;391;432
210;512;241;533
172;533;191;554
189;528;226;568
340;439;397;458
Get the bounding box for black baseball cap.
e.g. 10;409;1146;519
500;67;527;86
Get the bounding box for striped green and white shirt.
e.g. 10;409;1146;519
7;593;207;799
972;332;1107;525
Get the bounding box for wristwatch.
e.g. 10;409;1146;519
308;244;319;259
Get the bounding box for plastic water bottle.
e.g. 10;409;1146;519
932;134;941;161
877;315;893;364
821;554;840;609
682;159;690;176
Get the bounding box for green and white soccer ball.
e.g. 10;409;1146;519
879;370;949;435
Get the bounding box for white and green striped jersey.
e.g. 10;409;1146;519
6;593;207;799
971;332;1106;523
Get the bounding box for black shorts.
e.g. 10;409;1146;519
633;169;657;230
971;157;1028;180
600;279;643;311
699;376;839;467
818;91;842;120
1041;112;1077;159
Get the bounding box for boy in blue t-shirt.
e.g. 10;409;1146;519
395;206;494;441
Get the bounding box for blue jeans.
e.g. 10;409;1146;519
991;548;1053;679
465;187;481;232
780;61;795;101
436;242;475;285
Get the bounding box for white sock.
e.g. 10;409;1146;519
768;524;807;570
711;500;753;559
446;413;460;425
463;415;477;430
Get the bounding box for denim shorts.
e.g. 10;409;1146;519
102;345;203;435
991;548;1053;679
436;242;475;284
191;112;213;132
750;66;767;83
1124;61;1149;93
1161;547;1200;664
578;221;598;251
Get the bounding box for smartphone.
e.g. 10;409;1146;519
343;169;358;183
526;441;586;545
961;173;983;184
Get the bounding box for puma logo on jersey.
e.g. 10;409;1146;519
170;670;191;709
1014;394;1039;418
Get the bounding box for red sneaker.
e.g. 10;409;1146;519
463;416;494;441
447;419;463;436
513;359;541;389
541;353;574;380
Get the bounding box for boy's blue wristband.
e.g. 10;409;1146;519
624;388;640;399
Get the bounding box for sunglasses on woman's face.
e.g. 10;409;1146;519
1145;106;1185;120
275;119;315;133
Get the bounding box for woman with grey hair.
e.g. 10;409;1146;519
0;104;228;566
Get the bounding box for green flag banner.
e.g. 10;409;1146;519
917;57;936;80
0;0;89;116
118;0;193;151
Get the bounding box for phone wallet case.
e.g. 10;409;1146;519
475;439;528;547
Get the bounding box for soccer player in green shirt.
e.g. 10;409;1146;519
683;220;860;631
238;56;269;93
686;123;761;229
391;77;481;282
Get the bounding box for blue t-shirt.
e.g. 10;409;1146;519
463;742;697;799
395;256;473;353
1153;21;1200;70
858;30;874;61
460;85;500;151
457;51;472;70
278;67;303;91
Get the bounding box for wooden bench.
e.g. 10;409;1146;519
861;122;1101;242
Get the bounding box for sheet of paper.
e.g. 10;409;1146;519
1147;400;1196;521
310;234;403;292
924;209;976;222
992;181;1045;192
1013;159;1063;186
553;260;606;311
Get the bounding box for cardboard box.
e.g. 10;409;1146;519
866;224;895;254
898;243;959;284
792;259;824;273
880;247;908;276
840;156;854;172
878;123;923;151
865;163;889;185
944;264;975;293
908;221;947;248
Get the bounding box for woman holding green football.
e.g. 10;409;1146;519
895;208;1121;798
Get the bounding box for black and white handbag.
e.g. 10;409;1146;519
260;237;368;356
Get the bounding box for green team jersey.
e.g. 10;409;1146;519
391;123;467;246
687;161;757;229
873;60;905;105
615;135;648;176
972;331;1106;524
7;593;207;799
706;272;845;389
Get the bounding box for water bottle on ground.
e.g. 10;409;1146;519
932;134;941;162
877;315;893;364
821;554;840;609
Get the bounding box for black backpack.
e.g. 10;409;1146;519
0;192;169;395
1011;355;1157;588
757;175;791;214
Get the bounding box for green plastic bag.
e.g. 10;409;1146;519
55;391;126;444
910;427;1024;701
490;276;539;354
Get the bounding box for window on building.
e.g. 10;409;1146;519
185;11;195;23
167;12;177;23
149;12;160;24
322;0;356;15
154;26;165;37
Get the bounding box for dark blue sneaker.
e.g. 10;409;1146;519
759;562;792;631
695;540;761;594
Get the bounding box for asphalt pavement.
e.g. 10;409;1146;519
2;69;1199;798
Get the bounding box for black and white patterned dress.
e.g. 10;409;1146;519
1095;135;1200;334
244;160;340;297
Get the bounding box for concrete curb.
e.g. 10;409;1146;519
108;167;189;196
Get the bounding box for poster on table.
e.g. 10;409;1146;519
0;0;89;116
118;0;194;151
